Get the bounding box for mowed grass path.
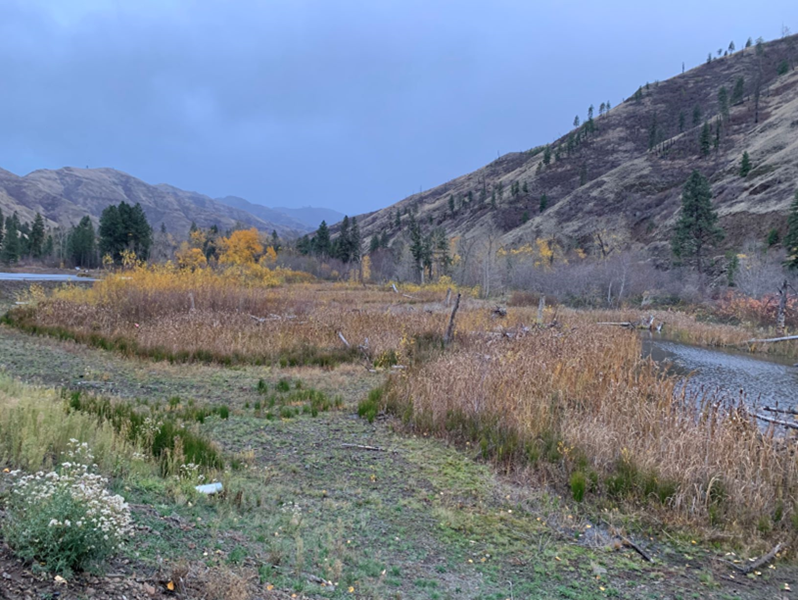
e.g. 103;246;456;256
0;325;795;598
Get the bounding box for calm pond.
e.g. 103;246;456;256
643;335;798;411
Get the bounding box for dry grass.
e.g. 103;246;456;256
383;315;798;540
4;266;511;367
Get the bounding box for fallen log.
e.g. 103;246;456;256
597;322;634;327
721;542;783;575
754;413;798;430
337;331;351;348
341;443;393;452
391;283;417;300
762;406;798;416
621;537;653;562
745;334;798;344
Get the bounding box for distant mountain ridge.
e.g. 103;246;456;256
215;196;343;231
0;167;313;238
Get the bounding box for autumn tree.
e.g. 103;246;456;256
219;228;263;265
671;170;724;274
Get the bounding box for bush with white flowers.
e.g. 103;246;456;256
1;440;132;575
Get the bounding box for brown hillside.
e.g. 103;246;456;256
354;35;798;261
0;167;301;237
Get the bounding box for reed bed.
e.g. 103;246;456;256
383;320;798;538
4;266;494;367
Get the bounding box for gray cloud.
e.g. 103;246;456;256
0;0;794;215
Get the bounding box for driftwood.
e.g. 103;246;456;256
337;331;351;348
537;296;546;325
443;293;462;345
762;406;798;416
341;443;392;452
391;283;417;300
721;542;783;574
754;413;798;430
621;537;654;562
745;334;798;344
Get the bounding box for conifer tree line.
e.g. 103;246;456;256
0;201;152;267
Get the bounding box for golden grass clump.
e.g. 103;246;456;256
384;316;798;537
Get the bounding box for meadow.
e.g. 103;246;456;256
2;268;798;598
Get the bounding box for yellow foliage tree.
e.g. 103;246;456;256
176;242;208;270
361;255;372;282
262;246;278;264
219;228;263;265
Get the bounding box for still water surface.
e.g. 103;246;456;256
643;336;798;410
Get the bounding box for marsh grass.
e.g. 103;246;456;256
0;374;133;474
382;322;798;541
4;269;503;367
65;391;224;475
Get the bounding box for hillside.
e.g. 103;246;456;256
0;167;304;237
353;35;798;262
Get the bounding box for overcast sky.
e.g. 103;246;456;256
0;1;795;215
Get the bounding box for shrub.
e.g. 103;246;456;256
357;388;384;423
2;441;132;576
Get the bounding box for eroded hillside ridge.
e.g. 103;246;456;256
355;35;798;260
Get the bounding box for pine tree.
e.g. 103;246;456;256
699;121;712;156
692;104;702;127
408;214;426;283
98;201;152;263
678;110;686;133
784;191;798;270
732;76;745;104
1;216;19;264
539;194;548;212
29;213;45;258
740;151;752;177
573;115;580;128
350;217;361;262
67;217;98;268
729;41;736;53
335;216;352;263
314;220;331;257
671;170;724;273
542;145;552;166
718;86;729;120
522;181;528;194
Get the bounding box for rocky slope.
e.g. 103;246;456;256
0;167;303;237
352;35;798;261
